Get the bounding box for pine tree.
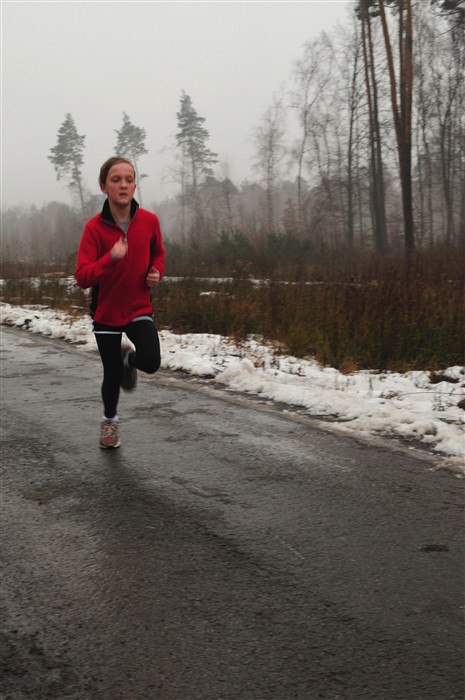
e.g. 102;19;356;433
48;113;86;214
175;91;218;233
115;112;148;203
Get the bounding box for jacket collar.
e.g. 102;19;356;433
101;198;139;225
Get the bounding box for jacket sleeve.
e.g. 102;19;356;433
149;216;166;279
75;224;118;290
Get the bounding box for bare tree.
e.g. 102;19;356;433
433;0;464;244
290;35;334;233
358;1;389;254
218;160;237;234
252;95;287;234
336;19;365;247
414;4;435;244
413;3;464;245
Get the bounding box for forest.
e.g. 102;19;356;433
2;0;464;263
1;0;464;372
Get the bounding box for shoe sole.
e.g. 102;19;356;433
100;442;121;449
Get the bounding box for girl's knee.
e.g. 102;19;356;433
138;356;161;374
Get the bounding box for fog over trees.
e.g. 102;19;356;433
3;0;464;265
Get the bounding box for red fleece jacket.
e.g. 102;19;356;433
75;200;165;326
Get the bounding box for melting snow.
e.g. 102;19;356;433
1;302;463;474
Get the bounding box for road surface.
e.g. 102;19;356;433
1;327;463;699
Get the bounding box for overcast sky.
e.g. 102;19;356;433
2;1;352;209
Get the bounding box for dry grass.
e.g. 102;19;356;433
1;245;464;372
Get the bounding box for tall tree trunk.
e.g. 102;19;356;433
361;5;388;253
133;161;143;208
440;114;455;245
73;167;86;219
191;160;204;236
346;43;360;249
379;0;415;255
415;8;434;244
222;180;234;234
296;137;307;234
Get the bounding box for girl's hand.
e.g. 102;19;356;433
111;236;128;261
146;267;160;288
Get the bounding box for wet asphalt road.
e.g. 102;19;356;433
1;326;464;700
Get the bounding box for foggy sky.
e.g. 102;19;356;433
2;1;351;209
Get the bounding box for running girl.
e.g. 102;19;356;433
75;157;165;448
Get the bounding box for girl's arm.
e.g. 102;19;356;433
75;225;118;290
148;217;166;279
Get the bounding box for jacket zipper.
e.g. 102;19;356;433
104;210;137;244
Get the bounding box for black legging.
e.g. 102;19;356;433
95;319;161;419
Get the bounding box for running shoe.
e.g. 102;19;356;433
100;419;121;449
121;343;137;391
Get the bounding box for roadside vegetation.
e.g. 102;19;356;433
2;242;463;373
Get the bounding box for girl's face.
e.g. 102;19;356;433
100;162;136;208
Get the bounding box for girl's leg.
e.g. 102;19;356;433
94;332;123;418
125;319;161;375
